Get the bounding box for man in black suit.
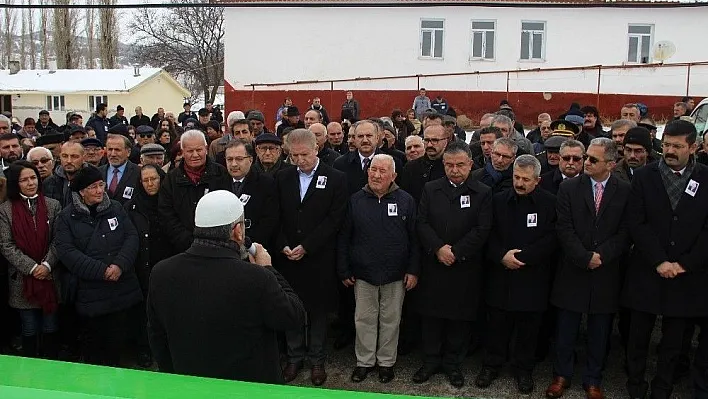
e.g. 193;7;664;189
413;141;493;389
99;134;140;205
470;137;516;193
475;154;557;395
623;120;708;399
400;124;448;205
545;137;630;399
275;129;347;386
310;123;340;166
223;140;278;249
540;139;585;195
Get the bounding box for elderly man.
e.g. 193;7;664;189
0;115;10;135
66;125;88;143
673;102;688;120
491;114;533;155
224;140;278;248
610;119;637;158
405;135;424;162
36;110;59;136
620;104;641;123
526;113;552;144
159;130;233;254
400;125;448;204
275;129;347;386
304;109;323;129
546;138;630;399
623;120;708;399
109;105;128;127
80;138;105;167
310;123;339;166
414;141;492;388
327;122;348;155
613;127;653;183
130;106;151;128
475;155;558;395
148;190;305;383
98;134;140;205
470;137;517;193
247;110;268;137
540;139;584;195
252;133;291;177
338;154;419;384
277;107;305;137
140;144;166;167
36;132;64;160
27;147;55;180
533;119;554;154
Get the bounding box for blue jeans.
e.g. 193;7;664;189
18;309;58;336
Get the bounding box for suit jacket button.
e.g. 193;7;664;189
670;241;675;246
673;216;678;221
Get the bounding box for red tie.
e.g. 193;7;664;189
594;182;603;214
675;172;681;177
109;168;119;195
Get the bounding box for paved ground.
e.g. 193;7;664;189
287;323;696;399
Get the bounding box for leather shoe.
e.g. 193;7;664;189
282;362;303;383
446;368;465;388
311;364;327;386
350;366;373;383
412;365;440;383
474;367;498;388
516;372;534;394
378;366;395;383
545;376;570;398
333;330;355;351
583;384;604;399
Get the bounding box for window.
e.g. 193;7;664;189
89;95;108;111
520;21;546;61
420;19;444;59
627;24;653;64
46;95;65;111
471;20;496;60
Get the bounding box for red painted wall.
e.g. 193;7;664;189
225;81;691;128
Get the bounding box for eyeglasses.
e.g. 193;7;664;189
561;155;583;162
423;137;448;145
31;158;53;165
84;147;101;154
492;151;514;161
585;155;608;164
139;133;154;138
226;156;252;163
257;146;280;152
662;142;687;151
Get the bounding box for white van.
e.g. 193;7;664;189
690;98;708;136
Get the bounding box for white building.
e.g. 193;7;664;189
223;0;707;124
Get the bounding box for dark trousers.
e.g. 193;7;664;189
553;309;613;387
421;315;472;371
483;306;543;374
626;311;689;399
286;311;327;365
536;305;557;360
337;283;355;334
695;318;708;399
82;308;129;366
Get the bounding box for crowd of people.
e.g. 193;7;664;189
0;91;706;399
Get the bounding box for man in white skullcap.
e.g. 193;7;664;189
147;190;305;384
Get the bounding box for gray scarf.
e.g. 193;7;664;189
658;158;694;211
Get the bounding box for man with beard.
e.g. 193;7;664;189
673;102;688;120
610;119;637;159
43;141;84;207
252;134;292;177
81;138;106;167
470;138;516;193
224;140;278;247
0;133;23;171
27;146;55;180
400;125;448;205
613;127;653;183
475;155;557;395
36;110;59;136
100;134;141;205
327;122;348;155
405;135;425;162
392;109;416;146
540;139;585;195
310;123;339;166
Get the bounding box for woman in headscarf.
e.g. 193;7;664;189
55;164;142;366
125;164;171;368
0;161;62;358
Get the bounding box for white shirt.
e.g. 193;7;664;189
358;152;374;170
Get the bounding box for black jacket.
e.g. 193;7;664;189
252;158;294;178
470;165;513;193
333;150;402;197
274;162;347;313
55;193;142;317
276;120;305;137
317;146;340;167
99;162;141;205
416;176;493;321
337;184;420;285
130;114;151;128
86;116;110;144
310;105;330;125
552;174;630;314
233;168;279;248
526;127;542;144
539;168;574;195
399;155;445;205
158;158;233;254
109;115;128;127
622;162;708;317
42;166;74;208
36;120;59;136
150;114;162;130
341;99;360;121
486;188;557;312
147;243;305;384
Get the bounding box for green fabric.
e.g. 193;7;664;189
0;355;456;399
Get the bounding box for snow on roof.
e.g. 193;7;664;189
0;68;165;94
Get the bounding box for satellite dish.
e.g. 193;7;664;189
653;41;676;63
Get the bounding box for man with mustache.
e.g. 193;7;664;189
613;127;653;183
540;139;585;195
475;155;557;395
99;134;141;205
610;119;637;159
400;124;448;205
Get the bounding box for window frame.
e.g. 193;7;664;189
46;95;65;112
627;23;654;64
470;19;497;61
419;18;445;60
88;95;108;112
519;20;547;62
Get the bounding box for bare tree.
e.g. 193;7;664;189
129;0;224;103
53;0;78;69
27;0;37;69
3;4;18;67
40;0;49;68
20;6;27;68
85;6;96;68
97;0;117;69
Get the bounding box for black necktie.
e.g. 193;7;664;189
232;181;242;196
362;157;371;172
